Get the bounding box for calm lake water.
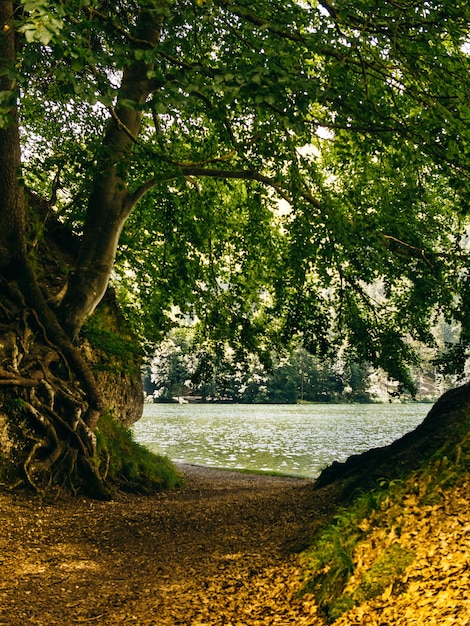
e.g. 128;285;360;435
133;403;431;478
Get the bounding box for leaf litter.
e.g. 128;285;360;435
0;464;468;625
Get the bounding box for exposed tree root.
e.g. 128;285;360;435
0;277;111;499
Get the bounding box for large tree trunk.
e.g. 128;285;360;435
0;5;114;498
0;2;26;271
0;4;171;497
59;7;166;340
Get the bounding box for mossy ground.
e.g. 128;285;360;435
95;412;182;494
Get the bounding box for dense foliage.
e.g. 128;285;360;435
0;0;469;493
6;0;470;380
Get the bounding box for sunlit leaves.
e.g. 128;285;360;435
19;0;65;45
11;0;470;385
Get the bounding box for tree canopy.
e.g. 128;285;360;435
0;0;469;495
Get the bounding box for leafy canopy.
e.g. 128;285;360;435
6;0;470;388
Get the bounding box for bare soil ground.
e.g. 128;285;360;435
0;464;340;625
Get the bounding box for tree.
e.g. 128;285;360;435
145;332;372;403
0;0;469;496
148;330;196;400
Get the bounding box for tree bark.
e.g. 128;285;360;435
0;5;106;496
59;6;167;340
0;3;172;498
0;1;26;271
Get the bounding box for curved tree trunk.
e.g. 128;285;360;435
0;4;110;498
59;6;167;340
0;3;173;497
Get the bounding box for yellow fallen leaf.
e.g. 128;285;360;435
381;582;394;601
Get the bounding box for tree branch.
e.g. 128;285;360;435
383;235;434;268
318;0;340;19
126;179;159;210
179;167;292;203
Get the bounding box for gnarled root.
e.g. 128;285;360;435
0;282;111;499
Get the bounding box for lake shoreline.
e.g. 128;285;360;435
135;402;430;477
174;460;315;482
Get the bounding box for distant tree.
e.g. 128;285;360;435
292;348;346;403
149;331;196;400
342;361;372;403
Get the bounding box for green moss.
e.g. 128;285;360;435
306;542;414;622
327;595;355;622
83;315;142;371
95;412;182;494
353;543;415;604
300;488;414;622
3;398;28;415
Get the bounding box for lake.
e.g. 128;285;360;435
133;402;431;478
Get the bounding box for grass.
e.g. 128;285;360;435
95;412;183;494
190;464;308;479
300;486;392;622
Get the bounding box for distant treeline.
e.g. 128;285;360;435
143;331;373;404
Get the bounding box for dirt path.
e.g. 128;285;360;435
0;464;340;625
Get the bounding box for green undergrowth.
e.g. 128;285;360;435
352;542;415;605
95;413;182;494
300;406;470;623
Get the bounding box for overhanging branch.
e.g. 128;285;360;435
128;164;324;212
383;235;435;268
179;167;291;203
